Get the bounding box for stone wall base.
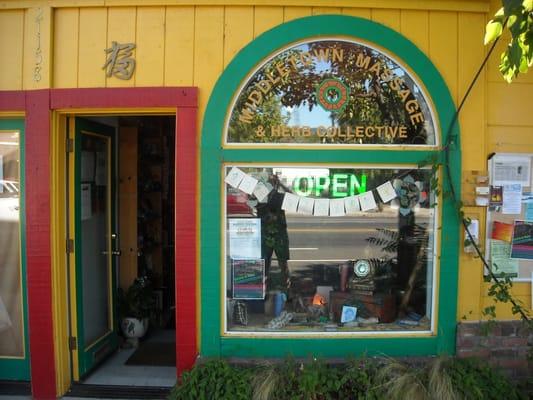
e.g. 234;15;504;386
457;320;532;381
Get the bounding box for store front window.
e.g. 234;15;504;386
0;129;24;357
224;165;436;333
202;15;459;355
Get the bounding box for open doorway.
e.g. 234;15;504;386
66;115;176;389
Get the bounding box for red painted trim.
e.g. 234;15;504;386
175;107;198;372
51;87;197;109
25;90;56;399
0;90;25;111
0;87;199;396
51;87;200;376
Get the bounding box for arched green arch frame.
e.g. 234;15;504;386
201;15;461;358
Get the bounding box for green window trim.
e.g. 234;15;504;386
0;118;30;380
201;15;460;358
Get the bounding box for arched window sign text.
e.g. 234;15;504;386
226;39;437;146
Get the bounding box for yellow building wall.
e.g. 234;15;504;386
0;1;530;321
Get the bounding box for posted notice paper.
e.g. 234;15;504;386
228;218;261;259
377;181;397;203
329;198;346;217
492;155;531;186
344;195;360;214
297;196;315;215
490;239;518;277
225;167;246;189
359;191;378;212
313;199;330;216
238;174;258;195
281;192;300;213
502;184;522;214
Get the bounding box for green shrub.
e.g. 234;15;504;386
168;359;252;400
444;358;527;400
168;356;527;400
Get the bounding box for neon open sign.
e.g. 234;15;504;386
293;174;367;197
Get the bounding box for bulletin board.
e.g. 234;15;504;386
485;153;533;282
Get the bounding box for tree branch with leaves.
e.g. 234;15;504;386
485;0;532;82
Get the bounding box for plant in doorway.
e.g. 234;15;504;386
118;275;156;347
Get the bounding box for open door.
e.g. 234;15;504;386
68;117;119;380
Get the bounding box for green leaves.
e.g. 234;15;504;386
485;1;532;82
484;19;503;45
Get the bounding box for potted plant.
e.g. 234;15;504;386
118;275;155;346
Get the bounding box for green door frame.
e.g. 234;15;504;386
0;118;30;380
71;117;118;378
200;15;461;358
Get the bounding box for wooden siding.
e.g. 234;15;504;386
0;1;531;323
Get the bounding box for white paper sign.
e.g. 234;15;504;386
228;218;261;259
225;167;246;188
492;155;531;186
297;196;315;215
377;181;397;203
281;193;299;213
359;191;378;211
344;195;361;214
238;174;258;195
313;199;330;216
502;184;522;214
253;182;272;203
329;198;345;217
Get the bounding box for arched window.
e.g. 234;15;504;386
201;15;460;357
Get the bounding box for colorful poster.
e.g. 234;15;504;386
491;221;514;242
232;259;265;299
510;220;533;260
490;239;518;277
228;218;261;259
489;186;503;207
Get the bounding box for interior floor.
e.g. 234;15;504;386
81;329;176;387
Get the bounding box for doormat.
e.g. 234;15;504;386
125;342;176;366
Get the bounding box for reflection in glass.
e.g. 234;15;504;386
0;130;23;357
227;40;436;146
225;166;436;333
80;133;111;345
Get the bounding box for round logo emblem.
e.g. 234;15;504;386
316;78;350;112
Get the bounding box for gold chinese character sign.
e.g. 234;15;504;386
103;42;136;80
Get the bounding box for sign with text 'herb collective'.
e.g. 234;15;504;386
226;40;436;146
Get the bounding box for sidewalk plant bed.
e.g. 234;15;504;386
168;356;528;400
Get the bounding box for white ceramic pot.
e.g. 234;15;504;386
121;317;148;339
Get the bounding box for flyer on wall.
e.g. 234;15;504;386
228;218;261;259
232;259;265;299
510;220;533;260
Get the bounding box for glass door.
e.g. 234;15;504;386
0;118;29;380
70;117;118;379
